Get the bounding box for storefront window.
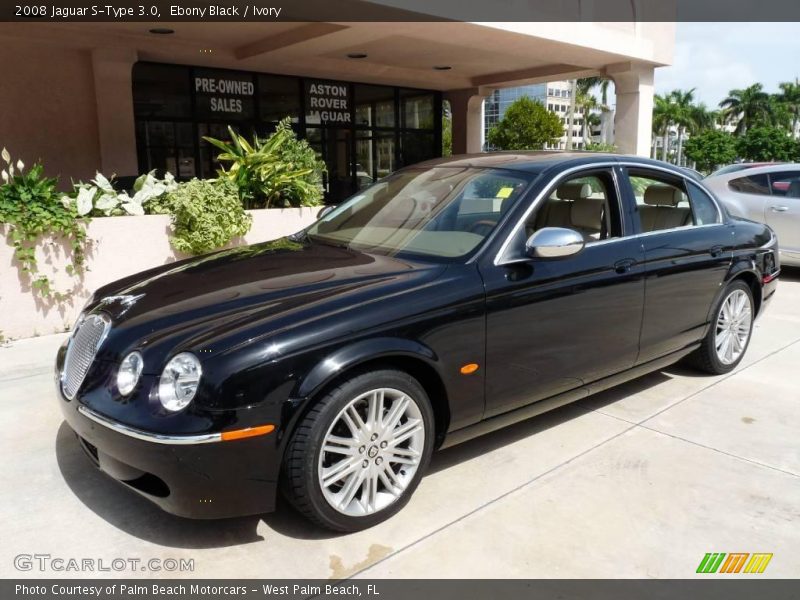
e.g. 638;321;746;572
354;84;395;128
259;74;301;123
133;62;440;199
132;63;192;119
400;132;436;167
401;90;434;129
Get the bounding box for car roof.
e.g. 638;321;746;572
706;163;800;180
409;151;682;174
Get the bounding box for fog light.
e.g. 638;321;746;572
117;351;143;396
159;352;202;412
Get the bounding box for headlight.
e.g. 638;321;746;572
117;351;143;396
158;352;202;412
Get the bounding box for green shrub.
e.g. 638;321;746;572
585;142;618;153
153;179;252;255
204;118;326;209
486;97;563;150
0;149;86;299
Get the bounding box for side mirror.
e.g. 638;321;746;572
525;227;585;259
317;205;337;219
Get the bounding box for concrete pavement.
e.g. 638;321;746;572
1;269;798;579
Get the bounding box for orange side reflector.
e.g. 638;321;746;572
221;424;275;442
460;363;479;375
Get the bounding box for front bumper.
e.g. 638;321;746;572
59;391;280;519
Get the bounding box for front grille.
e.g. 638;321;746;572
61;313;111;399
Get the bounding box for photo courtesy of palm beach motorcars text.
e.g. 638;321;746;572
1;0;799;599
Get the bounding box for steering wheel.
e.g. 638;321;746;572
469;219;498;237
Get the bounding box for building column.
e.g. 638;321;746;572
91;47;139;176
445;88;490;154
608;63;654;157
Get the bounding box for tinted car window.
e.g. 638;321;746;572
768;171;800;197
687;181;721;225
728;174;770;195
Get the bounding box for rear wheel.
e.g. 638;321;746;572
688;280;754;375
282;369;434;532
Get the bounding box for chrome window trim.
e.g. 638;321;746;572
494;160;726;266
77;405;222;445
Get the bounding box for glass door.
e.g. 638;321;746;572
307;127;355;203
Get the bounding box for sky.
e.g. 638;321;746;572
653;23;800;109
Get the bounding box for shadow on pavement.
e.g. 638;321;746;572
55;365;693;545
55;422;265;549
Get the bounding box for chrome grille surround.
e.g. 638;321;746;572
61;313;111;400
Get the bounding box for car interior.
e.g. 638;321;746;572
636;183;693;232
527;176;615;242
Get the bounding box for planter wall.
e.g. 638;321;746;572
0;207;318;340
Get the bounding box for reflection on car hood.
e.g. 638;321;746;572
89;238;447;362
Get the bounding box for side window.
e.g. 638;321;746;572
526;171;621;243
728;174;770;195
629;173;691;233
768;171;800;198
686;181;721;225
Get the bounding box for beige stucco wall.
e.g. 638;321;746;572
0;208;319;340
0;40;102;189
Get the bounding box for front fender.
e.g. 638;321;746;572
294;336;440;400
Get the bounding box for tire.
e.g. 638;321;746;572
687;280;754;375
282;369;435;532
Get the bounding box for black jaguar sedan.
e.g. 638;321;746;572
56;152;780;532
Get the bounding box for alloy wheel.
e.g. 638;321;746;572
317;387;425;517
714;288;753;366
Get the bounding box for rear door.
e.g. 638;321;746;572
766;170;800;263
623;167;733;364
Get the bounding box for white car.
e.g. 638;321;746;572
705;164;800;266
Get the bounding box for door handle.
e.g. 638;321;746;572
771;205;789;212
709;245;725;257
613;258;636;274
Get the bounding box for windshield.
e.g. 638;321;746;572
305;167;532;261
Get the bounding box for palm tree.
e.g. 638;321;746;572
719;83;773;135
670;89;698;166
576;91;599;146
652;93;679;162
777;79;800;136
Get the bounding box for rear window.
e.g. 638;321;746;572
728;174;770;195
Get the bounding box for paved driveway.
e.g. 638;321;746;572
1;269;799;579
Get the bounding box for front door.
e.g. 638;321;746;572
480;167;645;418
307;127;356;203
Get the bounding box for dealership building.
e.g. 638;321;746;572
0;17;673;202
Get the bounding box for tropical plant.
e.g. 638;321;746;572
486;96;563;150
0;148;86;299
719;84;774;135
205;118;326;209
683;129;738;173
778;78;800;136
151;179;252;255
575;91;599;146
735;126;800;162
62;171;178;217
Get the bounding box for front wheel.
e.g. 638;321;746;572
688;280;754;375
282;369;434;532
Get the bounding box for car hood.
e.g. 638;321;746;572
88;238;448;367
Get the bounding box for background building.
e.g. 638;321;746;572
0;17;674;201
